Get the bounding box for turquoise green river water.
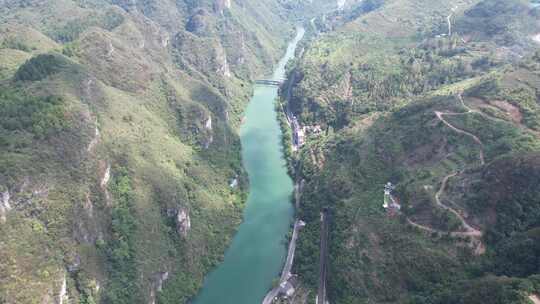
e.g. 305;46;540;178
192;27;305;304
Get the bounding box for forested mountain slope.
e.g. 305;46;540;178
0;1;298;303
284;0;540;303
288;0;539;130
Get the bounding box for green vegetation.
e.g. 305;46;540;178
287;27;489;130
1;36;31;51
0;90;67;139
275;100;295;175
454;154;540;277
0;0;296;303
285;0;540;303
49;10;125;43
4;0;540;302
293;86;540;303
102;167;140;304
287;0;539;131
455;0;537;44
14;53;73;81
418;275;535;304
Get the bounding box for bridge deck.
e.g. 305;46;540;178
255;79;284;86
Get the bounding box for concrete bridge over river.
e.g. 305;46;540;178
255;79;284;86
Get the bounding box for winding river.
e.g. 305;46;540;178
192;27;305;304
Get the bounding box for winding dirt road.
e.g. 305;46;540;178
434;95;485;166
435;173;482;237
406;94;485;253
406;172;482;239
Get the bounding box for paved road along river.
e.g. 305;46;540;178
191;27;305;304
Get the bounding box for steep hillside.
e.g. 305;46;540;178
0;1;296;303
282;0;540;303
286;0;539;130
291;54;540;304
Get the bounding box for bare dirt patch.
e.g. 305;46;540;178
529;294;540;304
490;100;522;123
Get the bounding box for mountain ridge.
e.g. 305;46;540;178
0;1;300;303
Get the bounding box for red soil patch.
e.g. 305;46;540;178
490;100;522;123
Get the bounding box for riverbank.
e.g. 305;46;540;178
191;27;304;304
261;25;318;303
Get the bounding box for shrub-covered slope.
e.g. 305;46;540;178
287;0;539;131
293;55;540;304
0;1;297;303
284;0;540;303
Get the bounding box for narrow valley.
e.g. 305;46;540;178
2;1;540;304
192;27;304;304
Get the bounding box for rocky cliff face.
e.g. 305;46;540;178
176;208;191;237
214;0;232;14
0;190;10;223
